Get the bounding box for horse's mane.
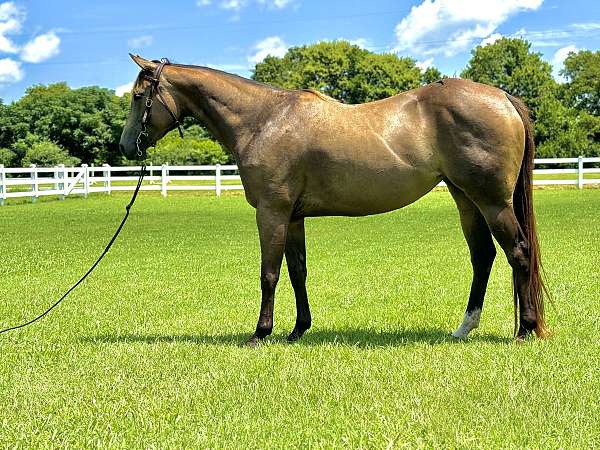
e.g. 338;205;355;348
141;62;340;103
300;88;340;103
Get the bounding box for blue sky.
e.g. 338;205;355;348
0;0;599;102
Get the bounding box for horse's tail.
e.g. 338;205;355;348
505;93;551;338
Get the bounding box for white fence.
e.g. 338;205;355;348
1;157;600;205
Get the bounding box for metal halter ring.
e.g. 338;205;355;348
136;125;148;157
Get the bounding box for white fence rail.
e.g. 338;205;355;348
1;157;600;205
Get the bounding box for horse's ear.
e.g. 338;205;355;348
129;54;157;72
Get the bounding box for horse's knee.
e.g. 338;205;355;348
260;271;279;291
507;240;530;274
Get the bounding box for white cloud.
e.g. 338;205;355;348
115;81;134;97
128;35;153;49
348;38;372;50
552;45;578;82
198;0;295;11
416;57;434;72
0;57;23;83
572;22;600;31
258;0;293;8
480;32;502;46
394;0;544;57
248;36;288;64
20;31;60;63
220;0;246;10
0;1;24;53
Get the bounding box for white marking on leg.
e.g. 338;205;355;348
452;309;481;339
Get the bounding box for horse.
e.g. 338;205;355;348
119;55;551;346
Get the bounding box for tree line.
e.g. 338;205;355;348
0;38;598;168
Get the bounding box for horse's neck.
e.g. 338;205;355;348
175;67;280;158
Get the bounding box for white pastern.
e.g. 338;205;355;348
452;309;481;339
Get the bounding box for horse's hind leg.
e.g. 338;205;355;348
479;203;539;339
285;218;311;342
447;183;497;338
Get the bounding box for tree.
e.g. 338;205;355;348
8;83;130;165
20;140;81;167
421;67;444;85
560;50;600;116
461;38;556;115
535;95;600;158
253;40;423;104
0;148;16;166
144;126;231;166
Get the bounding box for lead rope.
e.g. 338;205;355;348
0;165;146;335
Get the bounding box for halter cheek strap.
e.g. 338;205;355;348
136;58;184;157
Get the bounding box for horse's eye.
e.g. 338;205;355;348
133;93;143;100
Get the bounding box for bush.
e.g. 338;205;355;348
0;148;17;166
145;130;231;165
21;140;81;167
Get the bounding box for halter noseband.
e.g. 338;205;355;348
136;58;184;157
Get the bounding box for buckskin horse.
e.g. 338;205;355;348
119;55;550;346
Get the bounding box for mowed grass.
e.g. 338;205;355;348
1;189;599;448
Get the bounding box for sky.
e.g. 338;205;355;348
0;0;599;102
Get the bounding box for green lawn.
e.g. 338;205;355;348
1;190;599;448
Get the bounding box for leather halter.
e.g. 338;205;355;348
136;58;184;157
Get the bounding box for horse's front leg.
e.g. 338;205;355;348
246;205;290;347
285;218;311;342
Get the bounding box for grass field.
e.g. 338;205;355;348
1;189;599;448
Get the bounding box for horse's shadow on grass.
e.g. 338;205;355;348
82;327;511;347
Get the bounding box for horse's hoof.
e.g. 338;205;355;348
451;330;469;340
286;331;302;342
245;336;263;348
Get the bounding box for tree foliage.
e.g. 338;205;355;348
253;41;423;103
560;50;600;116
3;83;129;165
462;38;599;158
146;126;230;166
21;139;81;167
461;38;555;115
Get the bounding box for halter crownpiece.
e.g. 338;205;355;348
136;57;184;157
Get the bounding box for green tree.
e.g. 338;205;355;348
21;140;81;167
560;50;600;116
421;67;443;85
461;38;556;115
535;95;600;158
145;127;230;166
253;40;423;103
8;83;129;165
0;148;16;166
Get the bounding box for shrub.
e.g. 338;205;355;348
0;148;17;166
21;140;81;167
145;130;231;165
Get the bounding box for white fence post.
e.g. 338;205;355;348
215;163;222;197
82;164;89;198
103;163;111;195
57;164;65;201
0;164;5;206
31;164;38;203
62;165;69;198
578;155;584;189
161;163;168;197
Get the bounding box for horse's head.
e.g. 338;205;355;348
119;54;184;160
